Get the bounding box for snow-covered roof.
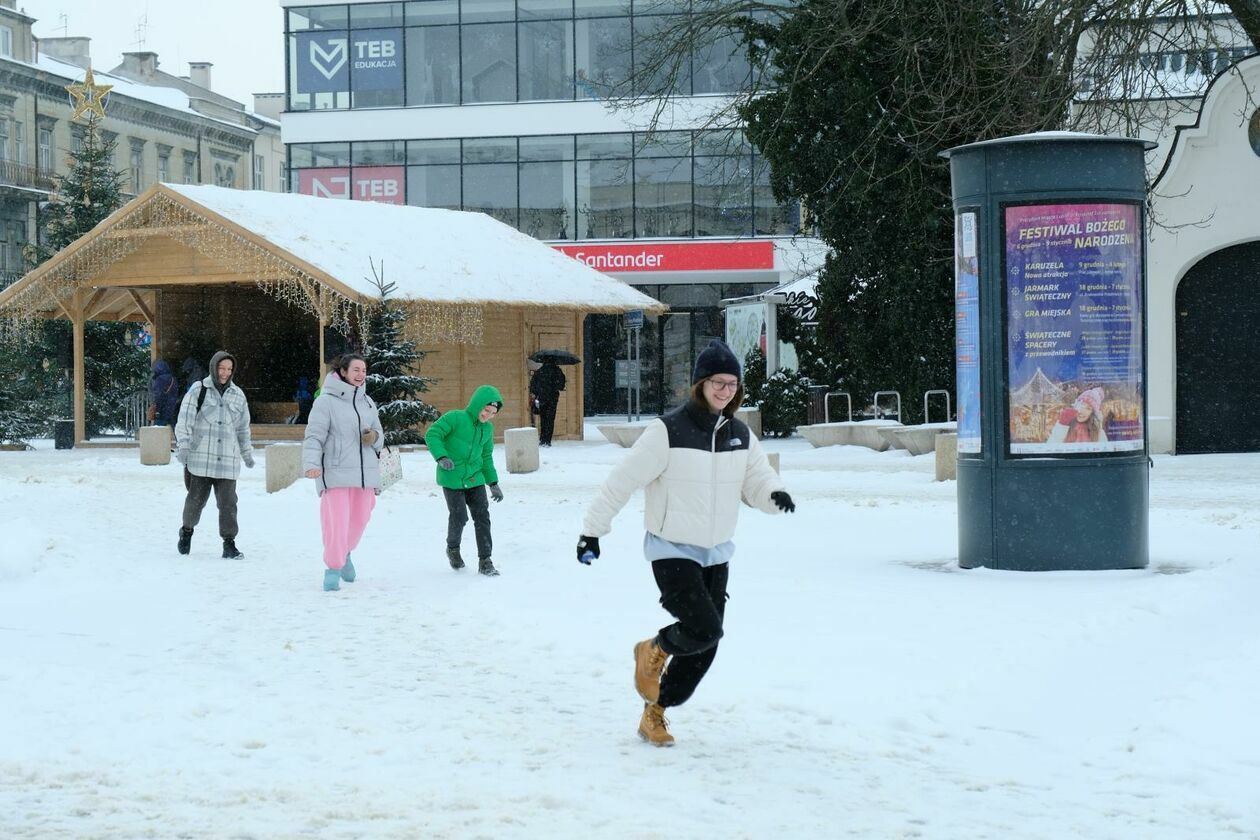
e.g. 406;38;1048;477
162;185;662;311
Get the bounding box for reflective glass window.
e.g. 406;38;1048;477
462;0;514;23
694;153;750;237
576;133;631;159
462;23;517;102
520;135;575;161
520;160;576;239
351;3;405;27
632;15;690;95
634;130;690;157
290;143;351;168
353;141;407;165
463;137;517;162
288;33;351;110
519;0;573;19
463;162;518;227
575;17;631;99
406;0;458;25
694;30;750;94
288;5;349;30
519;20;575;101
407;164;462;209
406;26;460;104
574;0;629;17
634;155;692;237
408;139;462;165
577;158;632;238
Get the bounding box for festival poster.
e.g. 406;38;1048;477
1005;202;1144;454
955;211;981;454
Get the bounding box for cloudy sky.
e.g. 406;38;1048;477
26;1;287;106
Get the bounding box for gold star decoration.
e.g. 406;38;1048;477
66;66;112;122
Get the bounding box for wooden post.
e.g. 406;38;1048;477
71;289;86;443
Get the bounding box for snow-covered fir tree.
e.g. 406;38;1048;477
362;261;439;445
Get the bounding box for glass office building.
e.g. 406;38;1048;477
282;0;822;413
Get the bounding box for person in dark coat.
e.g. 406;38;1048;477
529;360;566;446
180;357;205;393
150;360;180;426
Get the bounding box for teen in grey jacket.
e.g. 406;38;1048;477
302;367;385;495
302;354;385;592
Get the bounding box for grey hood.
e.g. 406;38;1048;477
206;350;237;388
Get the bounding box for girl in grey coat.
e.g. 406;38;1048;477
302;353;385;591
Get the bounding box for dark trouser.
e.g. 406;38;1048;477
182;468;239;539
651;558;730;708
443;485;493;560
538;400;558;445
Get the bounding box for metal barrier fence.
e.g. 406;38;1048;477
124;390;153;438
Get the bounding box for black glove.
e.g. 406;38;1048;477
771;491;796;513
436;456;454;470
489;483;503;502
577;535;600;564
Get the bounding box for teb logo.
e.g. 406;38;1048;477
309;37;348;81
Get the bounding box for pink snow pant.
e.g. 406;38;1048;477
320;487;376;570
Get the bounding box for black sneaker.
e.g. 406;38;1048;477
446;547;465;570
222;539;244;559
478;557;500;576
177;527;193;555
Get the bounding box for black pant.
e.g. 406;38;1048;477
181;468;239;539
652;558;729;708
443;485;493;560
537;399;558;445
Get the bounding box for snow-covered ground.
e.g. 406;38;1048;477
1;422;1257;839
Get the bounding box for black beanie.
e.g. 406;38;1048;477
692;339;741;384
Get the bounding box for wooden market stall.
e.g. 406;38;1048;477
0;183;664;444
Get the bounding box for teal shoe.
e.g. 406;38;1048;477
323;568;341;591
341;554;356;583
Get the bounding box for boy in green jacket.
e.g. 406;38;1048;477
425;385;505;576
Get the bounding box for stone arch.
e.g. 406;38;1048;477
1175;240;1260;453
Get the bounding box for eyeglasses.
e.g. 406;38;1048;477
706;378;740;393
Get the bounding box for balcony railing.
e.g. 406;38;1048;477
0;160;56;192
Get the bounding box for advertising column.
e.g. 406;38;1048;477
944;133;1151;572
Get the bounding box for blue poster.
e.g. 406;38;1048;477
349;28;404;92
296;30;350;94
955;212;981;454
296;29;403;94
1005;202;1144;454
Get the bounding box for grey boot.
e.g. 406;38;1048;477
478;557;500;577
447;546;465;570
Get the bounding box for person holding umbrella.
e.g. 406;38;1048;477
529;351;571;446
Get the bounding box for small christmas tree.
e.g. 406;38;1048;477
362;260;439;445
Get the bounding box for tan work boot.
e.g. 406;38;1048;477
633;637;669;703
638;703;675;747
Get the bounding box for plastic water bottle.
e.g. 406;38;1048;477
579;550;595;565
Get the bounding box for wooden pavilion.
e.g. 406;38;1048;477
0;184;664;444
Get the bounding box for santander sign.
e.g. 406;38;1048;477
553;241;775;272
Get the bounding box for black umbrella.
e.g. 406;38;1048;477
530;348;581;365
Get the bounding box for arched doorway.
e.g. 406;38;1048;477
1176;241;1260;453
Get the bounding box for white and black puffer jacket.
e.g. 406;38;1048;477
583;400;785;549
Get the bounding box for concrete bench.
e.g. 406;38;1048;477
265;443;303;493
891;422;958;457
597;423;650;448
735;407;761;439
798;420;902;451
138;425;172;465
935;432;958;481
877;425;908;450
505;426;540;473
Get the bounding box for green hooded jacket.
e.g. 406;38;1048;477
425;385;503;490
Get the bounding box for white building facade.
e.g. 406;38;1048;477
1147;54;1260;454
278;0;825;413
